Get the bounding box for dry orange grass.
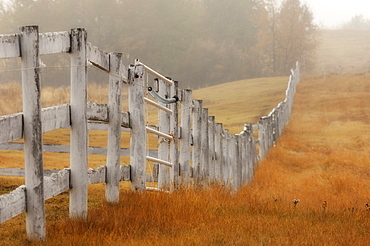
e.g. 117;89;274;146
2;73;370;245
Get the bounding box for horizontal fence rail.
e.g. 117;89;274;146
0;26;300;241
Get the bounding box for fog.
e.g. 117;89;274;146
306;0;370;28
0;0;368;88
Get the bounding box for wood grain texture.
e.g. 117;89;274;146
191;100;202;184
44;169;70;200
88;166;106;185
41;104;70;133
106;52;123;202
39;31;70;55
128;64;146;191
0;113;23;143
0;34;20;58
0;185;26;223
87;43;109;72
179;89;192;182
69;28;88;219
20;25;45;241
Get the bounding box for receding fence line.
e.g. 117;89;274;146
0;26;300;241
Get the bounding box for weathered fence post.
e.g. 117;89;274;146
20;25;45;241
222;130;230;186
208;116;216;182
214;123;223;182
70;28;88;218
106;53;123;202
158;79;171;190
129;63;146;191
239;132;247;186
192;100;202;184
244;124;255;182
230;134;239;191
179;89;192;184
228;134;234;189
258;117;266;160
271;110;277;146
170;81;179;190
200;108;209;183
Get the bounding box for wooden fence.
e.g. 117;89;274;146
0;26;300;241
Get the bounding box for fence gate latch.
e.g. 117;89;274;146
148;87;178;104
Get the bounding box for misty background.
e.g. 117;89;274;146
0;0;368;89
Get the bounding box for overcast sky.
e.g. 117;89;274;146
304;0;370;28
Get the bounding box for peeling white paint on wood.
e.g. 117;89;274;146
200;108;209;181
88;166;106;185
69;28;88;219
87;102;109;121
41;104;70;133
44;169;70;200
20;25;46;241
0;142;158;157
128;64;146;191
214;123;223;182
208;116;215;181
179;89;192;182
0;185;26;223
106;52;123;203
87;42;109;72
191;100;202;183
119;165;131;181
223;130;230;186
121;111;130;128
169;81;179;190
0;168;58;176
0;34;20;58
0;113;23;143
39;31;70;55
120;60;129;84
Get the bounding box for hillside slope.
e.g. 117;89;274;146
192;76;289;134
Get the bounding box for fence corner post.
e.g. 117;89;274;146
20;25;46;241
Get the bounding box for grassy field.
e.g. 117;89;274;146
315;29;370;75
0;74;290;245
193;76;289;133
1;72;370;245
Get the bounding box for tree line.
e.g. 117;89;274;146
340;15;370;30
0;0;317;88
